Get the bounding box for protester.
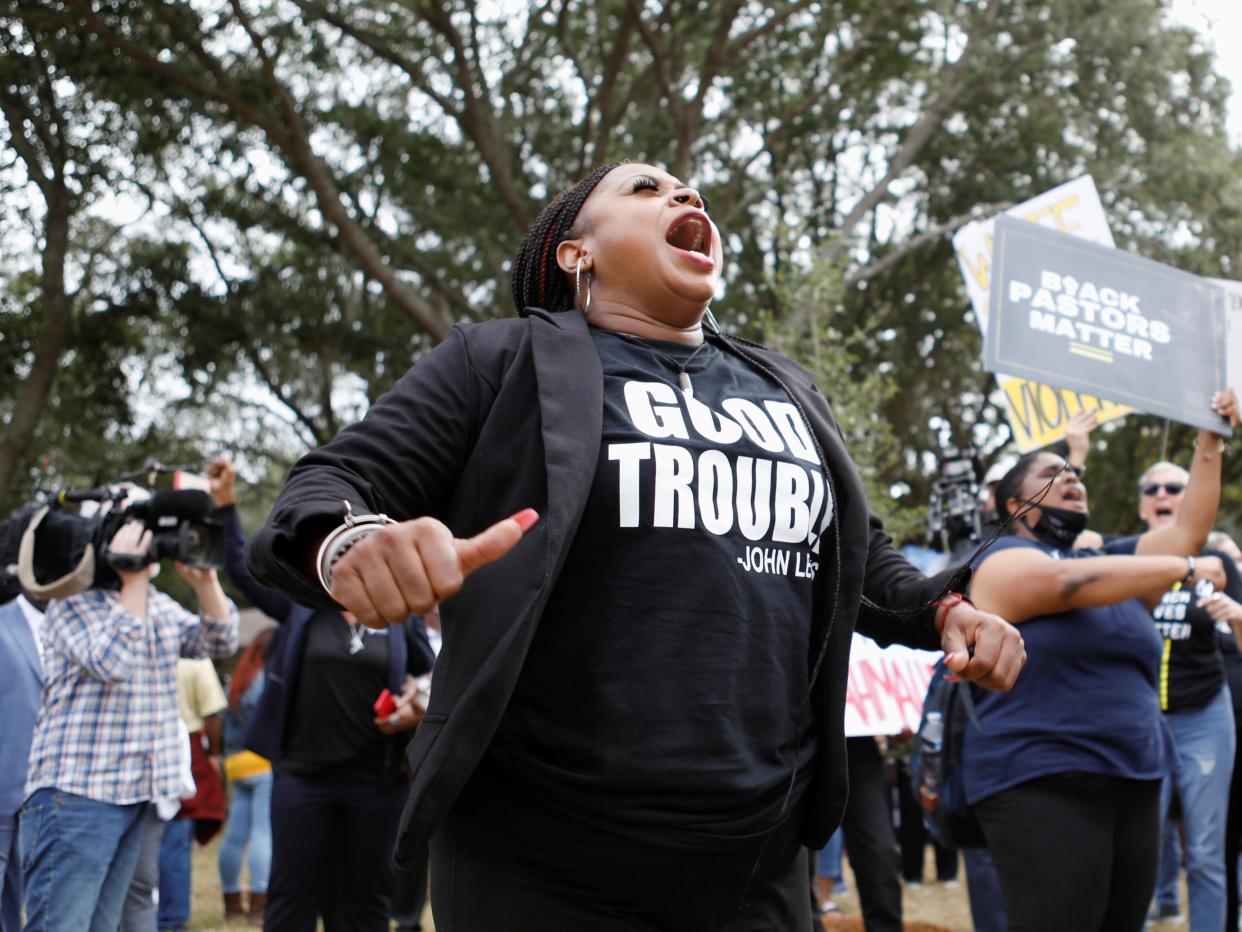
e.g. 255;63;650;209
841;736;904;931
0;590;43;932
1113;461;1242;931
218;628;275;925
894;753;957;887
1152;816;1185;922
20;517;238;932
157;657;228;931
121;720;196;932
246;161;1025;930
978;408;1096;537
964;399;1236;930
391;606;439;932
209;459;434;932
813;828;846;916
1201;530;1242;932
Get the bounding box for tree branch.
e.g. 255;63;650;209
0;94;52;195
822;0;1002;263
843;202;1013;287
242;344;334;447
300;1;529;229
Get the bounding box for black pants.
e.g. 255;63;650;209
429;763;812;931
841;737;902;932
974;772;1161;932
1226;725;1242;932
264;766;408;932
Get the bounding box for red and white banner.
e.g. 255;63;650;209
843;635;940;737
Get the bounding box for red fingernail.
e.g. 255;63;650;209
510;508;539;532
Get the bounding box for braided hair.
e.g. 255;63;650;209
511;162;622;315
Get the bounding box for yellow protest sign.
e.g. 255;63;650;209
997;377;1130;453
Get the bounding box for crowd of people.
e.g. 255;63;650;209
0;158;1237;932
0;461;438;932
802;407;1242;932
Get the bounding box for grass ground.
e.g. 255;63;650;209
188;838;1192;931
187;838;434;931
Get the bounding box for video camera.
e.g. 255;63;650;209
0;462;226;602
926;445;984;555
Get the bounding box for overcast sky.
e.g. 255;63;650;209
1169;0;1242;143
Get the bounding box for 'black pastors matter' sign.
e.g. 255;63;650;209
983;216;1231;434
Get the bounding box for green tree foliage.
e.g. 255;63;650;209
2;0;1239;546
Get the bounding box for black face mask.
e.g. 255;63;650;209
1023;502;1090;549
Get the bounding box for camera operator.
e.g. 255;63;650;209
19;514;238;932
0;584;44;932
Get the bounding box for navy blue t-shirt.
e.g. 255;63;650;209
962;535;1171;804
489;329;832;849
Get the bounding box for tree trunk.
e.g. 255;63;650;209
0;185;74;506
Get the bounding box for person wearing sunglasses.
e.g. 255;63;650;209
1109;453;1242;931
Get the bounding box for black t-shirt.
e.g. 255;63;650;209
489;329;832;849
1109;538;1242;712
281;611;393;773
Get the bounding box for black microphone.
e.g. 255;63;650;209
130;489;214;522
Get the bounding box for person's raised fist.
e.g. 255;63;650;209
208;458;237;508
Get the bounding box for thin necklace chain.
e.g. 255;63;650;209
613;332;713;395
344;617;366;654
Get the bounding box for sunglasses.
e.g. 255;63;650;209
1142;482;1185;497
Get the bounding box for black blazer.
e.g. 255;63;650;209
247;308;946;863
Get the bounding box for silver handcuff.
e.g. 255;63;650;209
315;500;396;594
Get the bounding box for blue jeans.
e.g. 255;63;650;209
1158;686;1235;932
156;817;194;929
218;771;272;895
816;826;845;885
1153;813;1181;911
0;814;21;932
20;788;149;932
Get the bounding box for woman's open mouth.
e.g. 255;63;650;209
1059;486;1088;509
665;211;715;269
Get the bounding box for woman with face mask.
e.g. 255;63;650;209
246;161;1028;930
964;402;1237;932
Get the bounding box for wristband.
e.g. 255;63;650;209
315;501;397;594
1183;555;1197;589
932;592;973;633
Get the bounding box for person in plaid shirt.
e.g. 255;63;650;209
20;517;238;932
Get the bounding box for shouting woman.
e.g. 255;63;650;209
247;162;1025;930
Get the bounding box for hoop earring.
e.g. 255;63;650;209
575;258;593;313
